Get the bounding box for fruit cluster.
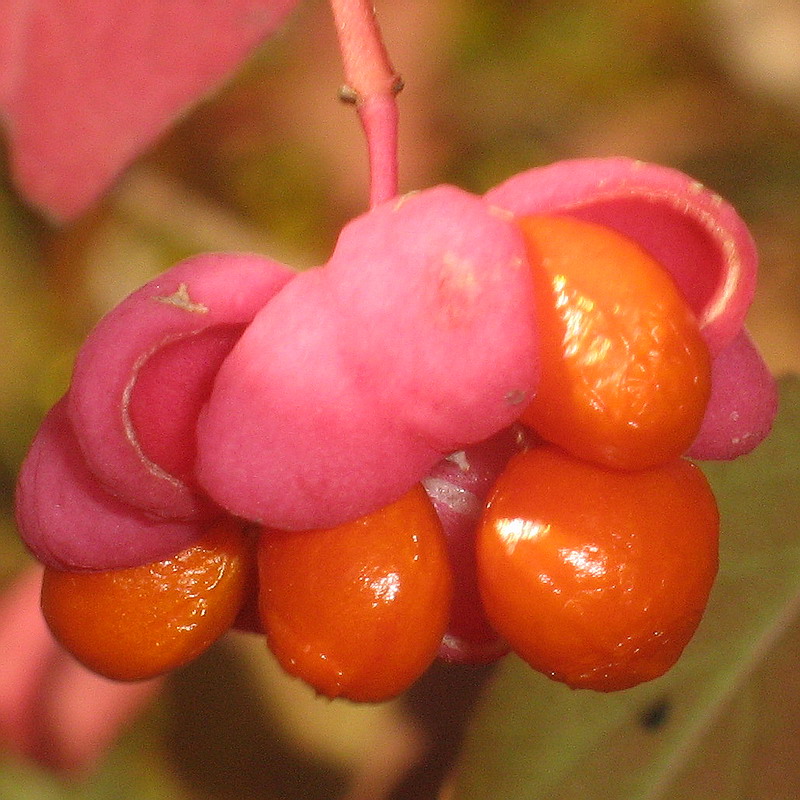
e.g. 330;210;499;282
16;158;777;699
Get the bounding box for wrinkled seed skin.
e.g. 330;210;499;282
517;215;712;471
41;522;249;681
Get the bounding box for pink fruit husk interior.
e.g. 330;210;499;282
424;427;535;663
67;252;295;520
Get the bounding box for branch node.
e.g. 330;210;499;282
338;84;360;105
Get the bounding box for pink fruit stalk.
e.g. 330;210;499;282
328;0;402;208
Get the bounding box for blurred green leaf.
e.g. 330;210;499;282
0;759;67;800
0;703;186;800
162;640;349;799
0;177;68;473
453;375;800;800
0;640;351;800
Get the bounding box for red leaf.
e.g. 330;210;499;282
0;0;298;222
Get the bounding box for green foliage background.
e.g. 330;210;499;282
2;1;799;797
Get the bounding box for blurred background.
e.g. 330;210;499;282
2;0;799;797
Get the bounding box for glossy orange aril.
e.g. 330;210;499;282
41;520;250;681
477;445;719;691
517;214;711;470
258;484;452;702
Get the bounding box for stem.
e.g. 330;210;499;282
329;0;402;207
